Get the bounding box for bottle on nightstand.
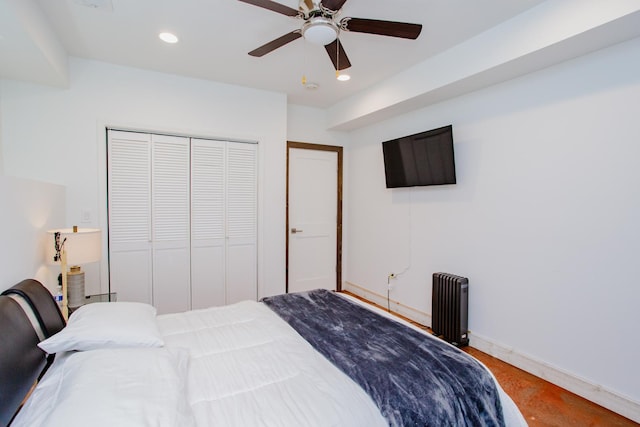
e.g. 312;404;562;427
55;285;63;308
55;273;63;308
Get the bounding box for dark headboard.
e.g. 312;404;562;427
0;279;66;426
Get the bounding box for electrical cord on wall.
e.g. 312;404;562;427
386;188;414;313
397;187;413;277
387;275;391;312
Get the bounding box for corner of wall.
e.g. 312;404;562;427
0;176;65;293
0;90;4;176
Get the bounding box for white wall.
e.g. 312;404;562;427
1;58;288;299
0;96;3;175
0;176;65;293
345;37;640;415
287;105;348;146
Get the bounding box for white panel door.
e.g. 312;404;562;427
191;138;226;309
151;134;191;314
107;130;153;304
226;142;257;303
288;148;337;293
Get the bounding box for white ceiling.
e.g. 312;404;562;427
1;0;547;108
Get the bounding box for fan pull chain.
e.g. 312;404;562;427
336;37;340;78
302;36;308;85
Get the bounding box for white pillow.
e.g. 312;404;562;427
38;302;164;353
16;347;195;427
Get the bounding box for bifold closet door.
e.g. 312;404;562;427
107;131;153;305
190;139;226;309
190;139;257;307
151;134;191;314
109;131;257;313
108;131;191;314
225;142;258;304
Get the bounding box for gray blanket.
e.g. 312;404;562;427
262;289;505;427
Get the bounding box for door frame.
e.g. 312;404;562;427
286;141;343;293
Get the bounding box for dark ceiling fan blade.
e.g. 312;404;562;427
237;0;300;17
321;0;348;12
325;39;351;71
341;17;422;39
249;31;302;57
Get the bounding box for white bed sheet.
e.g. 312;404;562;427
13;348;194;427
157;299;388;427
158;295;527;427
16;294;526;426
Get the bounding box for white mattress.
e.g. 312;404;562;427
158;295;527;426
157;299;388;427
15;294;526;426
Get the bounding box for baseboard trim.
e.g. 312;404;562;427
343;281;431;329
469;332;640;423
343;281;640;424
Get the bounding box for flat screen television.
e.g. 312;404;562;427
382;125;456;188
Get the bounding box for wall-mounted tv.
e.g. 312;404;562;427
382;125;456;188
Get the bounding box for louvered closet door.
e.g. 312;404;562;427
226;142;258;303
190;139;257;306
108;132;257;312
151;134;191;314
107;131;152;305
190;139;226;309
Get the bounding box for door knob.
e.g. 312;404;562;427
291;228;303;234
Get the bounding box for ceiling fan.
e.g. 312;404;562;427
238;0;422;71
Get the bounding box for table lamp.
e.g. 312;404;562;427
47;226;101;319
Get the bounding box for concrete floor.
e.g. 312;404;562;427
463;347;638;427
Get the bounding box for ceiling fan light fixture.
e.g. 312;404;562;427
302;17;338;45
336;73;350;81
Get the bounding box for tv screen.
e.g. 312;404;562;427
382;125;456;188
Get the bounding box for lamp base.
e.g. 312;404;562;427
67;267;85;308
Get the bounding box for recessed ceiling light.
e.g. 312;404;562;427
337;74;351;82
159;32;179;44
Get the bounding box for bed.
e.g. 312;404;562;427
0;279;527;426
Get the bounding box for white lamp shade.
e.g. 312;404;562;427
46;228;102;266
